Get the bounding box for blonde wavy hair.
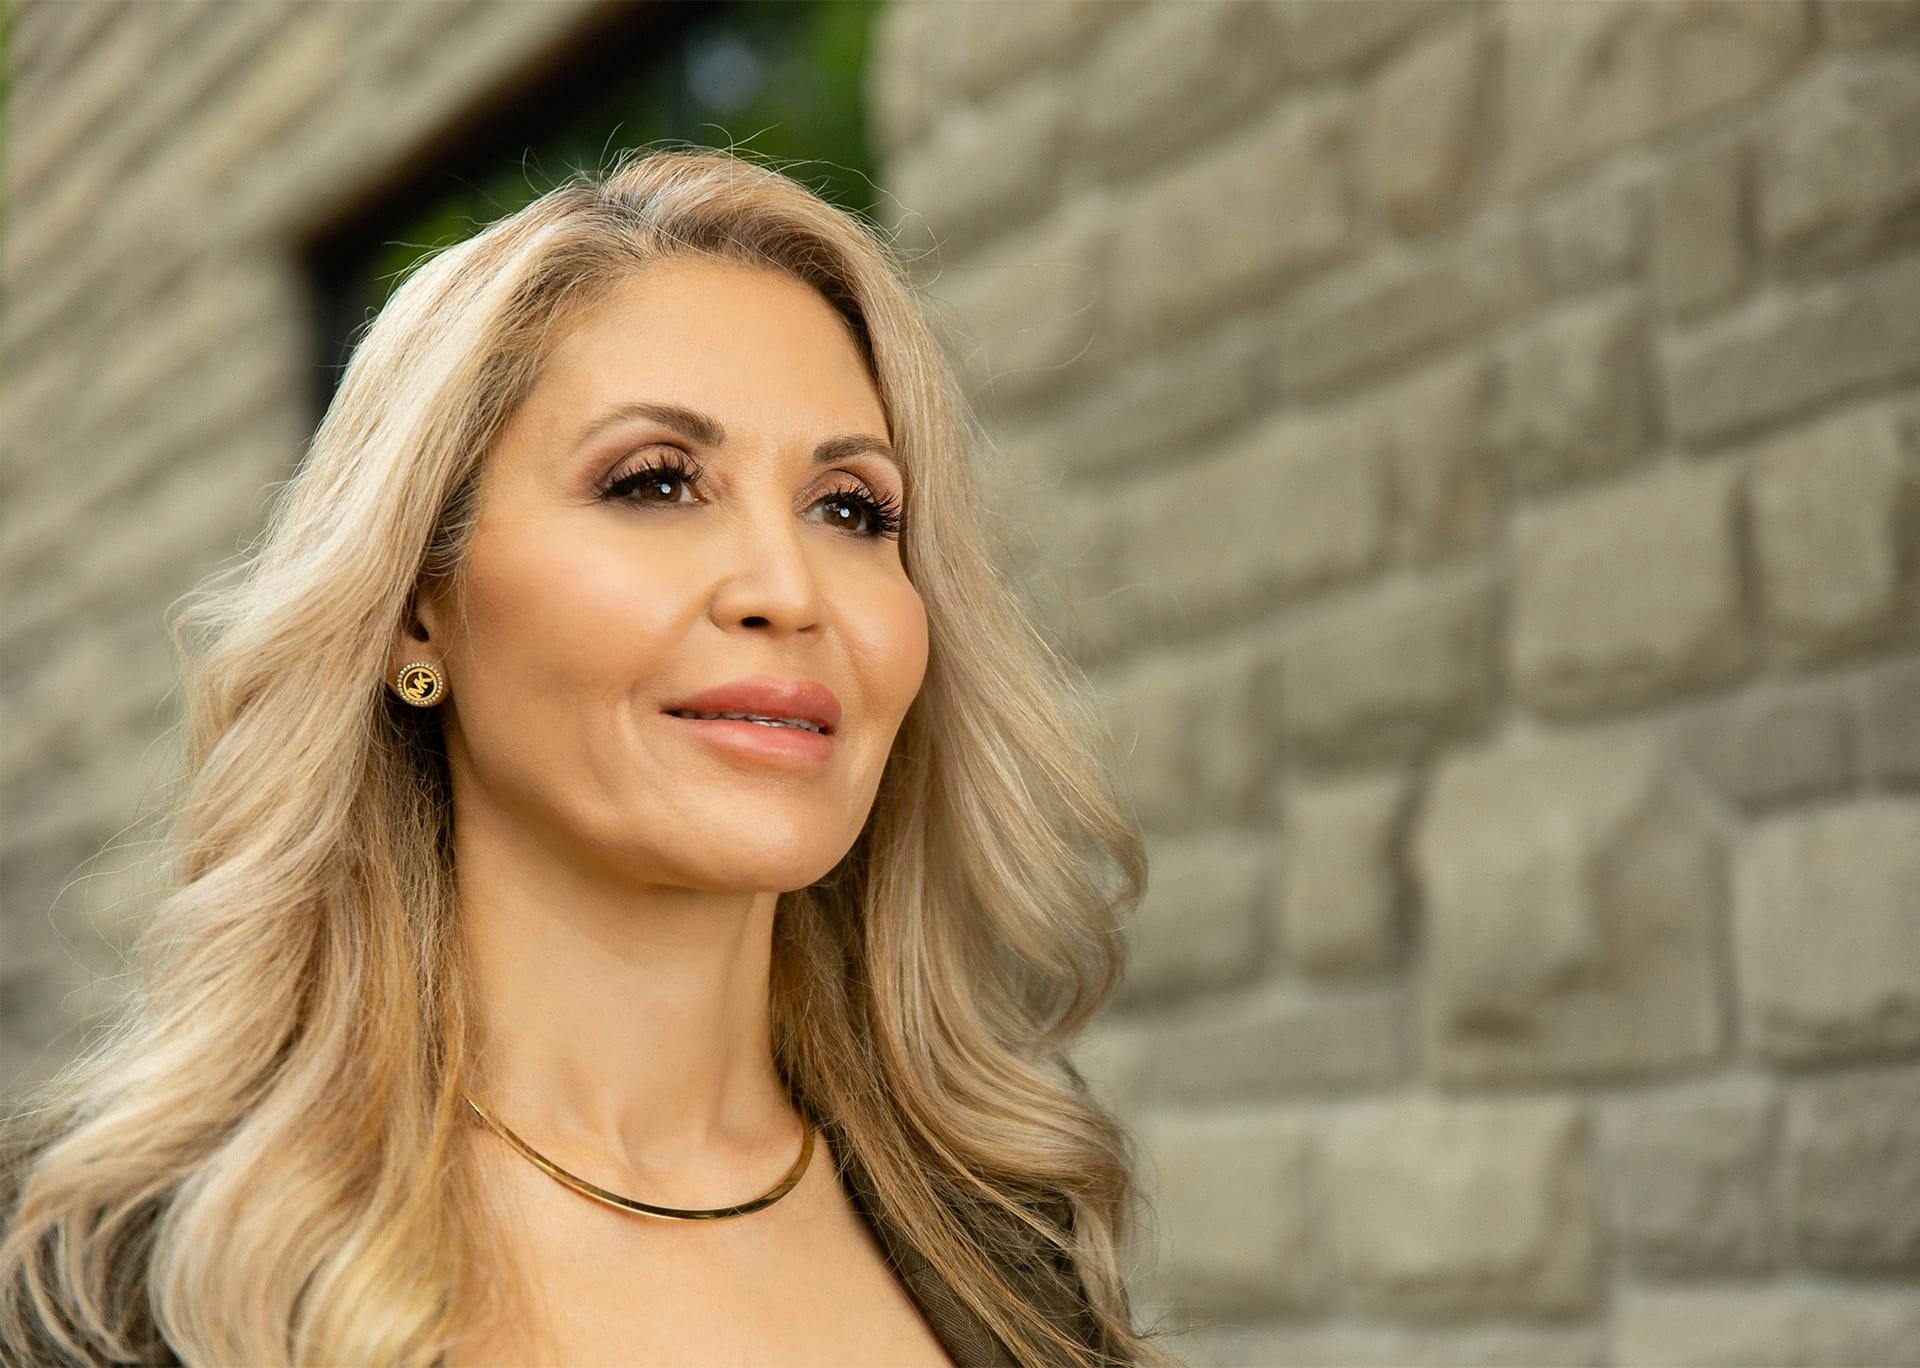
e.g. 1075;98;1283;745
0;145;1173;1367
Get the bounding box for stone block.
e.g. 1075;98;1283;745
10;1;208;258
1735;796;1920;1063
1119;832;1273;1004
931;198;1115;411
1073;0;1284;177
1109;94;1354;349
7;408;299;654
8;0;122;112
1140;1112;1323;1316
1279;771;1411;976
1616;1285;1920;1368
1278;570;1497;766
1654;134;1752;318
1031;315;1265;483
1506;0;1805;193
1750;399;1920;663
948;0;1142;104
1864;656;1920;785
1511;461;1748;716
1179;1319;1602;1368
867;2;944;155
1413;728;1727;1083
5;257;292;549
1598;1078;1779;1275
1329;1095;1596;1317
1132;984;1407;1103
1654;0;1810;130
1491;292;1657;493
1380;351;1501;566
1786;1065;1920;1269
1274;218;1546;396
1760;53;1920;270
180;0;362;196
1664;248;1920;445
888;77;1066;262
1668;677;1860;811
1070;407;1392;662
1096;642;1276;833
1505;0;1659;192
1366;15;1490;235
1532;170;1652;295
1279;0;1463;79
1821;0;1920;45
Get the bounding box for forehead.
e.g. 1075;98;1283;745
518;258;889;449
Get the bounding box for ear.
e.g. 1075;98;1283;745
388;579;448;679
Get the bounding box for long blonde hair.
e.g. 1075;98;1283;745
0;146;1172;1367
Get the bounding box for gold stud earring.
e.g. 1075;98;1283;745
393;660;447;707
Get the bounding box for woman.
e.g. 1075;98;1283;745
0;146;1174;1367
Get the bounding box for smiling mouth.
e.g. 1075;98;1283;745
664;709;832;735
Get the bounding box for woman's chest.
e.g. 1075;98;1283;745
507;1267;953;1365
496;1231;955;1367
451;1156;959;1367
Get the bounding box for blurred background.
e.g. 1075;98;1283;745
4;1;1918;1364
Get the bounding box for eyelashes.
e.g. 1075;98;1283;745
597;447;907;541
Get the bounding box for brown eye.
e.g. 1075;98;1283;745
599;449;702;504
814;484;907;541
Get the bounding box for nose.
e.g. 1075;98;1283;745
707;487;826;633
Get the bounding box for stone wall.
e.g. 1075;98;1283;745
3;0;618;1074
4;2;1918;1364
869;1;1920;1363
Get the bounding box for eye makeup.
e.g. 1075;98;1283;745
595;447;907;541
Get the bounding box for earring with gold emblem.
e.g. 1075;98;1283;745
392;660;447;707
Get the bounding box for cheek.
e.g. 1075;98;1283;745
846;576;930;719
461;514;684;687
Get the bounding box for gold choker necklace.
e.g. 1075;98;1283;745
464;1093;815;1221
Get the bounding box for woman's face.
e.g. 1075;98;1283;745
404;257;928;891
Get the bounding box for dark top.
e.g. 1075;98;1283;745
833;1132;1111;1367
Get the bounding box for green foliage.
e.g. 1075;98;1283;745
353;0;881;323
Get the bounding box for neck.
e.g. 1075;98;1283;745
454;801;802;1204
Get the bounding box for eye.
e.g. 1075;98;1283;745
598;450;907;542
598;448;703;506
814;482;908;541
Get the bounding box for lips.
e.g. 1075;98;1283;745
662;675;842;734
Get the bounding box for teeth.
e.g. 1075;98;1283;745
672;709;824;733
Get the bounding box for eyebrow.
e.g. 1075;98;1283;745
571;400;900;472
